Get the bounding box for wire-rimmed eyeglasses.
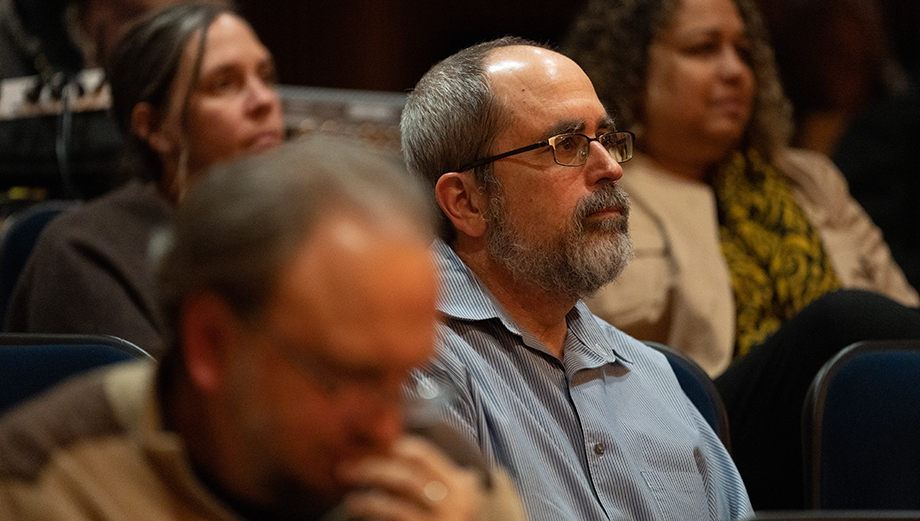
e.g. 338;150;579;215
458;130;635;172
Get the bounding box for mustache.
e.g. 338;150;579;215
575;183;631;223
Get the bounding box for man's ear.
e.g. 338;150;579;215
131;101;174;155
179;291;238;395
435;172;489;238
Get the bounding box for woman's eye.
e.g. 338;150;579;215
685;41;719;55
736;43;753;64
203;72;241;94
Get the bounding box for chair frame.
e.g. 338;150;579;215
0;333;152;415
644;340;731;451
0;332;152;358
0;199;80;322
802;339;920;509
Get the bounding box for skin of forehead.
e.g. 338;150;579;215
663;0;748;41
173;12;266;83
197;13;270;70
268;212;438;368
485;46;594;100
484;45;610;139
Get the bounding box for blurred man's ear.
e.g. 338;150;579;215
179;291;238;394
435;172;489;239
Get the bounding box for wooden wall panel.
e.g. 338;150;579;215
237;0;589;92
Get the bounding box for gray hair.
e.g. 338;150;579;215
400;36;549;242
154;136;433;347
562;0;792;159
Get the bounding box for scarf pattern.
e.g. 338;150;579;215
713;149;841;358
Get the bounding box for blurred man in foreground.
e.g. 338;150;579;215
0;137;524;521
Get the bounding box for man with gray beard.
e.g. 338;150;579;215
486;178;633;301
400;37;752;521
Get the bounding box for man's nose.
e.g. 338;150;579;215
585;140;624;185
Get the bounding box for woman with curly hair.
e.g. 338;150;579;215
564;0;920;509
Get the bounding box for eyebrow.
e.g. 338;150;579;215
200;54;276;79
540;115;618;141
677;26;750;43
598;116;617;132
540;120;583;141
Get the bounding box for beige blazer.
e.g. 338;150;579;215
588;149;919;377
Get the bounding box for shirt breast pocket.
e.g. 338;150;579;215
641;470;709;521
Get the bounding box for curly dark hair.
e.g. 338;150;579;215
562;0;792;159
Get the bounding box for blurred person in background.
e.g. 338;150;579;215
0;137;525;521
565;0;920;509
5;2;284;357
0;0;211;200
1;0;196;79
760;0;920;291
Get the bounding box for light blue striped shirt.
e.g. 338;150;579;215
421;240;752;521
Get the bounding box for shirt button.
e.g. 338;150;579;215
594;442;606;455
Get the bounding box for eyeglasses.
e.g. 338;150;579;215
255;323;392;400
458;130;635;172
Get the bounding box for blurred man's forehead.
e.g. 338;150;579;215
264;210;438;371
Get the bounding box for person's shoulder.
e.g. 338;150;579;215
98;181;170;214
624;153;710;187
775;148;854;207
55;181;169;229
621;153;717;215
0;361;152;483
775;148;842;183
432;321;478;364
33;182;170;254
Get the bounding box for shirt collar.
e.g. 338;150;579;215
432;239;630;369
433;238;499;322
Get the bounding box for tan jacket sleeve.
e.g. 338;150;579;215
779;149;920;307
587;154;737;377
481;468;528;521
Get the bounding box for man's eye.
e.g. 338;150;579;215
555;136;579;152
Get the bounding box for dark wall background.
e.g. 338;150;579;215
236;0;590;92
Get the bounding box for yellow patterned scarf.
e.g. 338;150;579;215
713;149;841;358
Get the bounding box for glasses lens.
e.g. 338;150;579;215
549;134;590;166
602;132;633;163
